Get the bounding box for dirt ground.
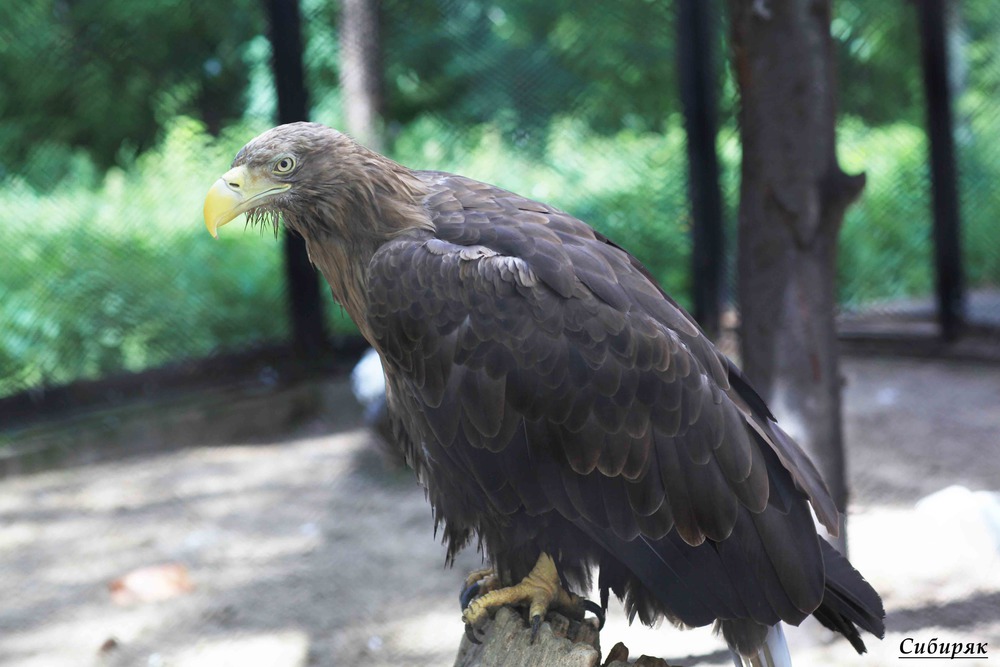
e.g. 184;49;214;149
1;356;998;667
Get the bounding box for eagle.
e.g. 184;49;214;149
203;122;884;664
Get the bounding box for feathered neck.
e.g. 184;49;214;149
284;150;433;340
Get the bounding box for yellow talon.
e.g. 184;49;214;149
463;566;499;593
461;553;602;643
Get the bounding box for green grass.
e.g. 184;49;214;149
2;114;998;398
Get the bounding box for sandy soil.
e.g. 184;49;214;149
1;356;998;667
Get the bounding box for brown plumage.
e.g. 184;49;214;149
205;122;884;657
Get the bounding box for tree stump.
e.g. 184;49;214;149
452;607;672;667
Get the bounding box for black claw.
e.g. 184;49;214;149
530;614;542;644
459;582;481;610
582;599;606;630
465;624;482;645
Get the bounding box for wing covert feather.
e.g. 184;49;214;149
366;173;838;629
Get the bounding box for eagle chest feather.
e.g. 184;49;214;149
205;124;885;659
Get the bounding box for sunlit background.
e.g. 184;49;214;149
3;0;999;397
1;1;999;666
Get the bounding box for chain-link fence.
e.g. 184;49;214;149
954;1;1000;332
2;0;998;416
3;3;1000;666
834;0;1000;339
0;2;287;405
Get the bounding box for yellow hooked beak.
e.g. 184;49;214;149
203;165;291;238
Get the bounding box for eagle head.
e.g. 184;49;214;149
202;122;363;238
203;122;430;244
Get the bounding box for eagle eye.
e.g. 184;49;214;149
274;156;296;174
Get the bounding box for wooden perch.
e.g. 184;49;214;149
453;607;673;667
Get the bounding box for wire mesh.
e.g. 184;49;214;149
1;0;999;407
834;0;1000;334
0;1;290;400
2;3;1000;666
832;0;937;332
955;0;1000;330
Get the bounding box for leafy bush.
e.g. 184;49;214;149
837;120;934;308
0;116;695;396
958;112;1000;290
1;118;288;394
3;111;999;398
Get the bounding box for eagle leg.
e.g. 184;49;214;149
461;553;604;644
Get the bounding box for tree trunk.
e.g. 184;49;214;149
452;608;671;667
338;0;386;152
267;0;328;360
728;0;865;553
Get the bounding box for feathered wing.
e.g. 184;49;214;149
365;173;883;653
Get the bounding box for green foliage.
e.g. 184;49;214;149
837;121;933;307
3;0;1000;400
958;111;1000;290
0;118;287;394
378;0;678;143
834;114;1000;310
833;0;924;126
0;116;694;396
0;0;261;177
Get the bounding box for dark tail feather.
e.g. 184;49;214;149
813;540;886;653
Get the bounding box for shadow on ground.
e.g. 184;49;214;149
1;356;998;666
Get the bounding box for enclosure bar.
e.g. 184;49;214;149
678;0;725;339
916;0;964;341
266;0;328;357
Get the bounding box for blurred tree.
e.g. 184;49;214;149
2;0;968;182
379;0;677;146
0;0;260;180
833;0;923;126
339;0;386;152
730;0;866;553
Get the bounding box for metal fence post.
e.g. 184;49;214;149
916;0;964;341
265;0;328;359
678;0;725;339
